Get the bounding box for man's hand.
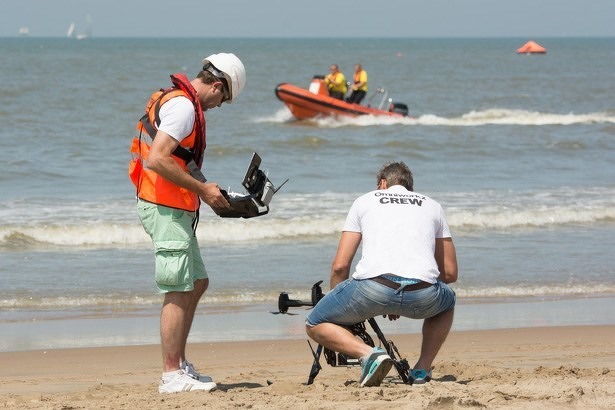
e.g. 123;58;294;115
199;182;230;210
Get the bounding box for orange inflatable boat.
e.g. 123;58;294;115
275;76;409;120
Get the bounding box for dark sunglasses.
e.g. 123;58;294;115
218;77;230;102
203;62;230;102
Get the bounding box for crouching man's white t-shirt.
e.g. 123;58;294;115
343;184;451;283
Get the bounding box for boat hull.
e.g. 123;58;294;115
275;83;406;120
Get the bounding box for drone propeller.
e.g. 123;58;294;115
277;292;315;314
269;310;298;315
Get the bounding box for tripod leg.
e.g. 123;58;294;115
367;317;411;383
367;318;394;356
306;340;323;385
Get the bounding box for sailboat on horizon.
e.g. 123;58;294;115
66;23;76;38
66;15;92;40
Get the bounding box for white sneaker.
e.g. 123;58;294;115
159;371;217;393
180;360;213;383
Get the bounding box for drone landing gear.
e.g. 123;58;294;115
306;317;411;385
276;281;413;385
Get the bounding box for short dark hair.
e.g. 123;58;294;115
196;69;218;85
377;162;413;190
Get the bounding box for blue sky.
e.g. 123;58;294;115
4;0;614;38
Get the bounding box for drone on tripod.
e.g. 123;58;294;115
276;281;412;385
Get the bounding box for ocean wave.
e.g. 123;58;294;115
448;204;615;230
424;109;615;126
0;215;344;249
0;187;613;249
0;207;612;249
259;108;615;127
2;285;614;314
0;295;160;310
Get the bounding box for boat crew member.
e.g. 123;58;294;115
346;64;368;104
325;64;347;100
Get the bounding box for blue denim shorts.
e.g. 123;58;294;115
305;278;456;327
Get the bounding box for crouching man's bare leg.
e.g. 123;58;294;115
413;308;454;371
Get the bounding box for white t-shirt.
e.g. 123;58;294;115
343;185;451;282
157;96;195;143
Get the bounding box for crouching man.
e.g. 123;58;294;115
306;162;458;387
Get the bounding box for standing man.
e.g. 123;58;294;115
324;64;347;100
306;162;458;387
346;64;368;104
129;53;246;393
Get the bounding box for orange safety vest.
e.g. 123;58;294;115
128;73;206;211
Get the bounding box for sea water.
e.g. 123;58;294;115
1;37;614;351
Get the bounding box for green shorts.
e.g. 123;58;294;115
137;200;208;293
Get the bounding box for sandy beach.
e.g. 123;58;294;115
0;325;613;409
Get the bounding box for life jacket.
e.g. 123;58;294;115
326;72;347;94
353;70;368;92
128;73;206;212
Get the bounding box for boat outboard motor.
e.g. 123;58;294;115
389;102;409;116
215;152;288;219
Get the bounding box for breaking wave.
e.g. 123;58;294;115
2;284;614;317
0;186;613;250
260;108;615;127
